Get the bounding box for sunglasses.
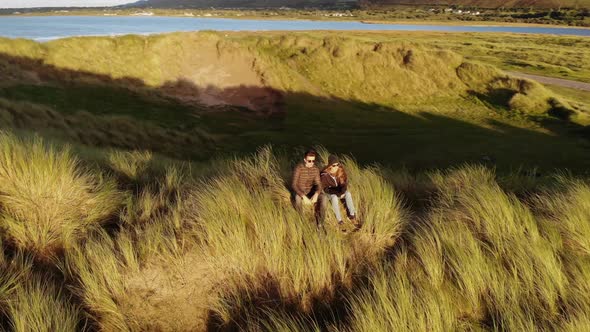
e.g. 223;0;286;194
330;163;340;168
305;159;316;164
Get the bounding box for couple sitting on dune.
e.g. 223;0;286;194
291;149;359;231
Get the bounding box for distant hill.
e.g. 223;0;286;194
125;0;590;9
359;0;590;9
126;0;356;9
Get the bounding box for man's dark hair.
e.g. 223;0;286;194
304;149;317;158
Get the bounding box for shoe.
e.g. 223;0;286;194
338;220;347;233
349;215;361;230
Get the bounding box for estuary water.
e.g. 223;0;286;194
0;15;589;41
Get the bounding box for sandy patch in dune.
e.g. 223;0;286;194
121;252;223;332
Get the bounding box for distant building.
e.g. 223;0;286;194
326;12;353;17
132;12;154;16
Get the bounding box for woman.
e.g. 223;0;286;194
320;154;358;229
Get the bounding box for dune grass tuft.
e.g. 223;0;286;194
8;274;82;332
108;149;153;183
0;131;124;261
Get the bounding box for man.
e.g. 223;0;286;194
292;149;326;227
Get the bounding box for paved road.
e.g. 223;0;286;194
505;71;590;92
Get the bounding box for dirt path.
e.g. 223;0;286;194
505;71;590;92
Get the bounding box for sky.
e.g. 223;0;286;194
0;0;133;8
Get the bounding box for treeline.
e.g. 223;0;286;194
355;6;590;26
359;0;590;10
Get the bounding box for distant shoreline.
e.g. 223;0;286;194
2;14;590;33
359;19;590;30
2;8;590;29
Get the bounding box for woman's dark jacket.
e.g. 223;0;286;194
320;172;347;196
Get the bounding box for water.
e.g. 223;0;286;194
0;15;589;41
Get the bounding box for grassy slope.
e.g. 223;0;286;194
0;31;589;172
422;33;590;83
3;31;589;83
544;84;590;124
298;31;590;84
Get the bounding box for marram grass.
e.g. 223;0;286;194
8;274;82;332
187;147;407;325
0;131;124;261
341;166;590;331
0;135;588;331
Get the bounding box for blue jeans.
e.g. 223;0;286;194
327;191;356;222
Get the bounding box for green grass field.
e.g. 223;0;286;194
0;31;589;171
290;31;590;83
0;30;589;331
